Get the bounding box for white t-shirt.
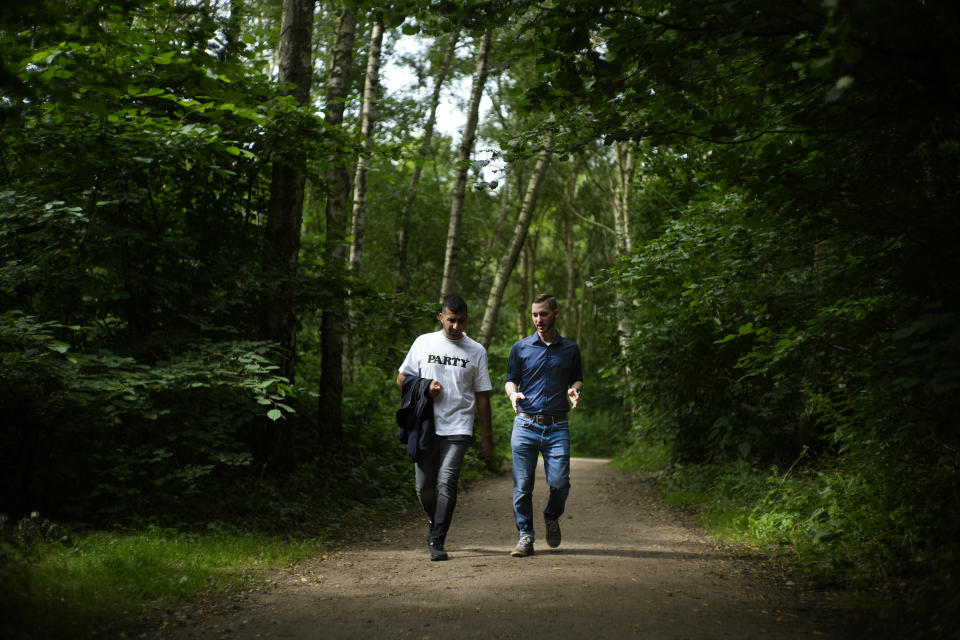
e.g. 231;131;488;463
399;331;493;436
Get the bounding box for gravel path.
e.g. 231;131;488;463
151;458;855;639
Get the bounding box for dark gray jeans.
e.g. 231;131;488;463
415;435;471;544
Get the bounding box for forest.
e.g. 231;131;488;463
2;0;958;636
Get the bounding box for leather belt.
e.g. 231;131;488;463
519;412;565;425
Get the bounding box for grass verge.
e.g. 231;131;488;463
612;441;959;639
1;521;328;640
1;438;500;640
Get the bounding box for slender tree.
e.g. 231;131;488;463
476;131;554;349
261;0;314;381
611;139;637;425
395;28;460;290
439;28;491;301
563;188;577;317
348;15;385;278
318;4;356;445
258;0;314;471
612;141;635;256
478;82;519;292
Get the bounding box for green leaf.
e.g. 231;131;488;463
47;341;70;354
153;51;176;65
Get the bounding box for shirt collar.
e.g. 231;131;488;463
530;331;564;347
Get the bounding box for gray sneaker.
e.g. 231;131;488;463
511;535;534;557
545;518;561;548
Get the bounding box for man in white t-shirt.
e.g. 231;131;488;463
397;295;494;561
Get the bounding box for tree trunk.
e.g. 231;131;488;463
563;176;577;312
318;5;356;446
476;132;554;349
613;140;636;256
478;84;518;291
258;0;314;472
439;29;491;301
396;29;460;292
612;140;637;428
524;239;536;306
348;17;384;278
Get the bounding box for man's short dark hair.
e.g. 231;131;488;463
532;293;558;310
442;294;468;315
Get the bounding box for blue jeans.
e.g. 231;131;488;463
415;435;470;544
511;415;571;540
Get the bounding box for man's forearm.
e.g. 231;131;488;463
477;392;493;436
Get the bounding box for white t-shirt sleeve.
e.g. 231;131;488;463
399;335;424;378
474;346;493;393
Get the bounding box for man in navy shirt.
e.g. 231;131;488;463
504;294;583;557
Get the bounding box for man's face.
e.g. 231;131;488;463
438;307;468;340
531;301;558;337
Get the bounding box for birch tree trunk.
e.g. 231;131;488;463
564;191;577;314
612;140;637;427
396;29;460;290
524;240;536;307
258;0;314;471
612;141;637;347
348;17;384;278
439;29;491;301
478;85;518;290
318;5;356;445
613;140;636;256
476;132;554;349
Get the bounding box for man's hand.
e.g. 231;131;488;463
567;387;581;410
509;390;526;414
428;379;443;398
479;433;494;457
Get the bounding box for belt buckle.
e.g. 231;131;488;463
535;414;549;425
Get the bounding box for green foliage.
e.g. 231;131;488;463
602;195;817;464
534;0;960;620
4;2;959;635
569;408;628;458
611;438;671;474
634;451;959;636
0;311;294;518
0;0;314;521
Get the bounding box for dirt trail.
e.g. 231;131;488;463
153;458;854;639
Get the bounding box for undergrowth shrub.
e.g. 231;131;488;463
0;312;294;521
569;408;628;457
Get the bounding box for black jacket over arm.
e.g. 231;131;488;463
395;375;435;462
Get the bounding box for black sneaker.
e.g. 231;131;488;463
545;518;561;548
429;539;448;561
510;535;534;557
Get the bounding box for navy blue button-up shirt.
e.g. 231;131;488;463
506;332;583;416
